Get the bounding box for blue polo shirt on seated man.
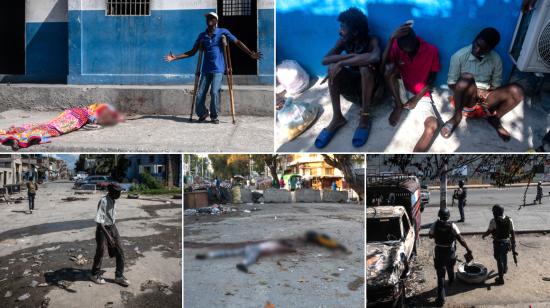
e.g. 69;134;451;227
196;28;237;73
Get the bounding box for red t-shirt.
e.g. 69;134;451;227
388;36;440;96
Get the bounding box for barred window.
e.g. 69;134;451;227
107;0;150;16
222;0;252;16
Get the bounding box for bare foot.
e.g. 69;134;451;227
388;107;402;127
440;121;455;139
326;116;348;133
488;116;511;142
358;114;370;129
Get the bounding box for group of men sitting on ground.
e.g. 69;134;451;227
315;8;525;151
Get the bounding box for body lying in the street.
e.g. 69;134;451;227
195;231;349;272
0;103;123;150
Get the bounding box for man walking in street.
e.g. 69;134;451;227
26;176;37;214
164;12;262;124
536;181;543;204
482;204;516;285
90;183;130;287
453;180;467;222
429;208;472;306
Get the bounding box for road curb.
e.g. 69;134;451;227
420;229;550;237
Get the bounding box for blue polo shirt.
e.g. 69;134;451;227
195;28;238;73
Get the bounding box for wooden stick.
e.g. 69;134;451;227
222;36;236;124
189;44;203;121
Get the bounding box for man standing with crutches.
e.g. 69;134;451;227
164;12;262;124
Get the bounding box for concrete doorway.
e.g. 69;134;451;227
0;1;25;75
217;0;258;75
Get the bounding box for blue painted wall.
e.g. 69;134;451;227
277;0;523;86
69;9;274;85
26;22;68;82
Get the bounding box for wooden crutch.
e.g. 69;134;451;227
189;43;204;121
221;35;236;124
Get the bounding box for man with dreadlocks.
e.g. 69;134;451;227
442;27;525;141
315;7;382;149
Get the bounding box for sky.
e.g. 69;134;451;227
50;154;79;171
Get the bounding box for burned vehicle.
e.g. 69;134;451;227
367;206;415;307
366;175;422;307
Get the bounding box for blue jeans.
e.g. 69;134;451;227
196;72;223;119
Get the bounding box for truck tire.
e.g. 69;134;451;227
457;262;488;284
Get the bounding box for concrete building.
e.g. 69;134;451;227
1;0;274;85
126;154;181;186
281;154;345;190
0;155;23;188
277;0;523;86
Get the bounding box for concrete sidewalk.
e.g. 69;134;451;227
276;80;550;152
419;201;550;234
0;110;273;152
0;84;273;116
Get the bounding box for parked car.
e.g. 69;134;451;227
75;175;117;190
367;206;415;307
420;184;430;209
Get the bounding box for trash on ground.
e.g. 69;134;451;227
17;293;30;301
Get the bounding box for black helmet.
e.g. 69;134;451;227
492;204;504;216
458;180;465;187
438;208;450;221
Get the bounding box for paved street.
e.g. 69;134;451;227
0;181;182;308
421;186;550;234
184;202;364;308
0;110;274;152
409;233;550;307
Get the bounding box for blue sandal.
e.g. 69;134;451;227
314;122;346;149
352;115;371;148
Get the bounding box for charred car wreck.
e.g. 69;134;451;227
367;175;423;307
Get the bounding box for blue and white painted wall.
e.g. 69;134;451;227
277;0;523;86
13;0;68;83
68;0;274;85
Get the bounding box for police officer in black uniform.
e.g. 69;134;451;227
429;208;472;306
482;204;516;284
452;180;467;222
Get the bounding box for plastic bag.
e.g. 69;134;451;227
276;60;310;95
277;98;319;141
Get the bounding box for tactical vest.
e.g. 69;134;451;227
434;220;456;246
492;216;512;240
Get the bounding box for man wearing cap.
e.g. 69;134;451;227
164;12;262;124
482;204;516;285
429;208;472;306
90;183;130;287
442;27;525;141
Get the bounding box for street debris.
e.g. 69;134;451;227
140;279;172;295
38;245;60;253
17;292;30;301
69;254;89;265
29;280;39;288
120;290;134;304
127;193;139;199
105;301;114;308
40;297;51;308
4;290;12;298
61;197;89;202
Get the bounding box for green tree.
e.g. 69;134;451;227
323;154;364;200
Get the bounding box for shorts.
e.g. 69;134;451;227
450;91;495;119
339;65;380;105
399;84;437;120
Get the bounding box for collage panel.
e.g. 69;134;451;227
367;154;550;307
276;0;550;153
0;0;274;153
183;154;365;307
0;154;182;307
